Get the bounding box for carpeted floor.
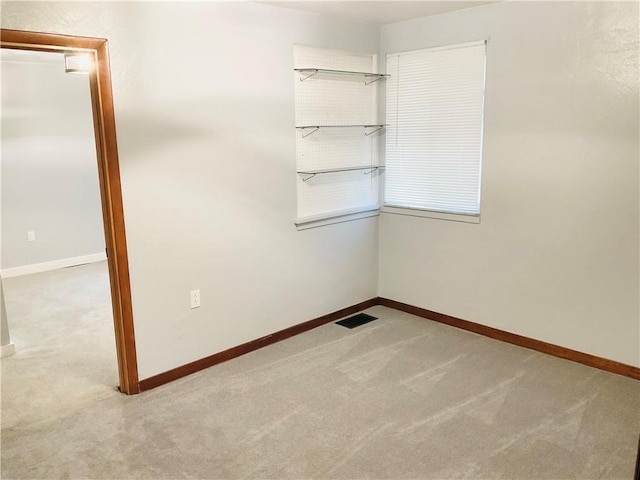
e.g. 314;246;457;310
1;262;639;479
1;262;118;433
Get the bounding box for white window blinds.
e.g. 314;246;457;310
385;42;486;215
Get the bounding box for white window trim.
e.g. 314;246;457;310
381;204;480;224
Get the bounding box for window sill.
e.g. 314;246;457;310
295;205;380;230
381;205;480;224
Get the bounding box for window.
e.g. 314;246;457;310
385;41;486;217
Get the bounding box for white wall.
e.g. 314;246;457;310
0;114;11;354
1;50;105;271
0;281;13;357
5;1;633;377
1;1;380;379
0;153;10;353
379;1;640;367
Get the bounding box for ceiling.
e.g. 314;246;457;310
258;1;498;25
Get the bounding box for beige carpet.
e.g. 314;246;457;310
1;262;118;431
1;262;639;479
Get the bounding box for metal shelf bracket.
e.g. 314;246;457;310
299;172;317;182
299;70;319;81
301;126;320;138
365;76;384;85
364;126;384;136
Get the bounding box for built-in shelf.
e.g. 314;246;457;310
296;124;387;138
294;68;389;84
297;165;385;181
294;52;387;224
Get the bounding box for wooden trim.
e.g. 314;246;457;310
139;298;378;391
378;298;640;380
1;29;140;394
0;29;105;51
140;294;638;392
634;434;640;480
92;39;139;394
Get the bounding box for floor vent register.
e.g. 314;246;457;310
335;313;378;329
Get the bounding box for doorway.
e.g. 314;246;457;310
0;29;139;394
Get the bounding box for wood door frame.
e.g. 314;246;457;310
1;29;140;394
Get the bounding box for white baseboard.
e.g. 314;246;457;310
1;342;15;358
1;252;107;279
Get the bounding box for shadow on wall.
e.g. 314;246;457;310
115;93;293;158
114;94;297;214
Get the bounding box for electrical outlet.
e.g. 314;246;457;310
190;290;201;309
27;231;36;242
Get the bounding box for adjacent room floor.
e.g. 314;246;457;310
1;262;118;432
1;263;638;479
